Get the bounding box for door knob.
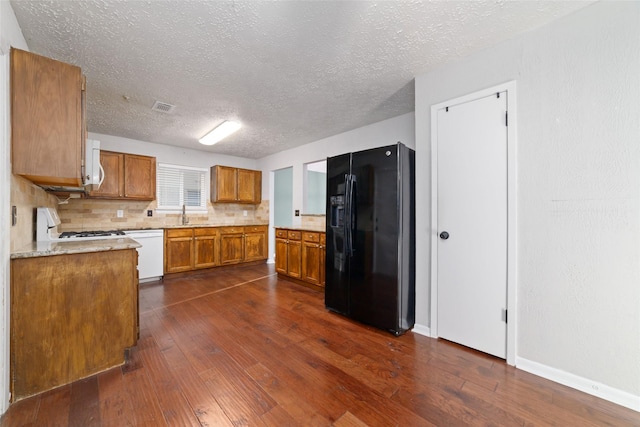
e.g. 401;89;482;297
439;231;450;240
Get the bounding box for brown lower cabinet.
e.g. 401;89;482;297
165;225;267;274
10;249;138;401
276;228;325;288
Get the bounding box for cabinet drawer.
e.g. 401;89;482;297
245;225;267;233
275;229;287;239
194;227;218;237
218;226;243;235
166;228;193;238
288;231;302;240
303;232;320;243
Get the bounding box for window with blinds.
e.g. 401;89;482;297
156;163;207;210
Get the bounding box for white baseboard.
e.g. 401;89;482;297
516;357;640;413
411;323;431;338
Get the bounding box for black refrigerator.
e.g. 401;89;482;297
325;142;415;335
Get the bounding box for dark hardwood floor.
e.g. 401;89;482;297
2;263;638;426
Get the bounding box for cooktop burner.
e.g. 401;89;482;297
59;230;126;239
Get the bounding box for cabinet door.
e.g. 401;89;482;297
11;48;84;187
287;240;302;279
194;228;218;269
302;234;321;285
165;230;194;273
319;233;326;287
211;166;238;202
244;226;267;261
89;151;123;198
124;154;156;200
237;169;261;203
219;229;244;265
275;238;288;274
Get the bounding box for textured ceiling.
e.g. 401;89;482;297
10;0;593;159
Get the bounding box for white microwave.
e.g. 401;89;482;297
84;138;103;191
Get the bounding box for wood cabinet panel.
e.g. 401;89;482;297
237;168;261;203
302;233;322;285
10;249;137;400
90;150;155;200
211;166;237;202
194;228;218;269
90;151;123;198
320;233;326;287
211;165;261;204
287;239;302;279
275;237;288;274
11;48;84;186
165;226;266;273
244;226;268;262
124;154;156;200
165;232;194;273
276;228;325;288
220;230;244;265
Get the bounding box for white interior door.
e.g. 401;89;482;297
436;92;508;359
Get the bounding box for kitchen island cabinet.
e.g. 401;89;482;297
89;150;156;200
10;247;138;401
276;227;326;289
11;48;86;187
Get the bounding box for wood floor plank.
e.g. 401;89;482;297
121;366;167;427
96;369;135;426
0;397;38;427
134;321;202;427
2;263;639;426
245;362;333;426
32;385;71;427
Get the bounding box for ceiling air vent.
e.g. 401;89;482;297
151;100;176;114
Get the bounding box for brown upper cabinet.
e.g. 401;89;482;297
89;150;156;200
11;48;86;186
211;165;262;204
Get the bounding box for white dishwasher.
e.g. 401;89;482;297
124;229;164;283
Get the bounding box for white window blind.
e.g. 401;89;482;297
157;163;207;210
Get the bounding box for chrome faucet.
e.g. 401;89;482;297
181;204;189;225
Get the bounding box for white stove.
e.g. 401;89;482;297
36;207;126;241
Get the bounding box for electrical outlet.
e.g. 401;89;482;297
243;210;247;217
117;209;124;218
295;210;300;217
11;205;17;226
147;210;153;217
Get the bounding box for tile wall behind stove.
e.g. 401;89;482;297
57;199;269;232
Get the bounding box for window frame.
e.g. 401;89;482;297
156;163;208;212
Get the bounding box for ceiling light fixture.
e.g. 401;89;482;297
199;120;241;145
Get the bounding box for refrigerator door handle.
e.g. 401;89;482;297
345;174;356;257
344;174;351;257
349;175;357;256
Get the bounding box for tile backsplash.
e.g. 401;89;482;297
9;174;269;252
57;198;269;231
10;175;59;252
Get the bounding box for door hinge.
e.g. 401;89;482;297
505;111;508;127
503;309;508;323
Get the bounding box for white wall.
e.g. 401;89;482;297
415;0;640;403
90;132;258;170
257;112;415;260
0;0;29;412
